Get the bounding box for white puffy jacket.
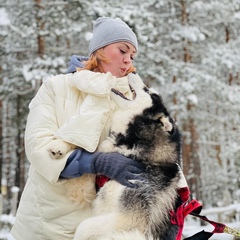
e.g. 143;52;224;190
11;70;134;240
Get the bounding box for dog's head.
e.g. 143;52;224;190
110;73;175;135
109;73;181;164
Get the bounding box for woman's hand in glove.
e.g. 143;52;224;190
91;152;145;188
60;149;145;188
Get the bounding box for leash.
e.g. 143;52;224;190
171;188;203;240
189;212;240;238
172;187;240;239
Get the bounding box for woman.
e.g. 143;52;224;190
11;17;145;239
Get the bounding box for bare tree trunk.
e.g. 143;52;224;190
0;100;2;196
15;95;26;204
179;0;200;199
35;0;45;56
182;111;201;200
225;26;233;86
10;186;19;216
181;0;191;63
0;194;2;215
0;62;3;195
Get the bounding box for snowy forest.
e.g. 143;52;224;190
0;0;240;238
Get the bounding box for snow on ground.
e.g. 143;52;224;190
0;231;15;240
0;214;15;240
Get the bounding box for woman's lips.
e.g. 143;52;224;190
121;68;127;73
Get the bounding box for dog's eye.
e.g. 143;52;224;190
143;86;150;94
160;116;174;133
150;117;163;125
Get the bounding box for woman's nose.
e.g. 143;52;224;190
123;55;131;64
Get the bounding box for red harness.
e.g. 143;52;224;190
171;186;240;239
95;175;110;190
170;187;202;240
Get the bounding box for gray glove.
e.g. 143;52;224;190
91;152;145;188
66;55;89;73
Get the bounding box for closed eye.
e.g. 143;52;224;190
120;49;135;61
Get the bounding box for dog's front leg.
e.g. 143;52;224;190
74;213;148;240
47;139;75;159
74;213;117;240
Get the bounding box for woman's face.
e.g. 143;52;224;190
100;42;136;78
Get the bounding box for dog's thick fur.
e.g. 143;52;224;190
48;74;183;240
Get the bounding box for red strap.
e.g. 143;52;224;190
178;187;191;202
171;199;202;240
190;212;226;234
170;187;203;240
173;187;240;239
182;199;202;218
95;175;110;188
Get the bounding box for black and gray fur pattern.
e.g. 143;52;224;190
74;73;183;240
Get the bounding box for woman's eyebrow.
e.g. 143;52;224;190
123;43;137;54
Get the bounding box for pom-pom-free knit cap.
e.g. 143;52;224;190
89;17;138;56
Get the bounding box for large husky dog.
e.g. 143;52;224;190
48;74;183;240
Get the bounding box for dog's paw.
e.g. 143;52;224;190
160;116;173;132
47;139;74;159
98;136;116;152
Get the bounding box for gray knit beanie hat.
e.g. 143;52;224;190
88;17;138;56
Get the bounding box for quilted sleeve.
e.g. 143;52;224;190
24;76;74;183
